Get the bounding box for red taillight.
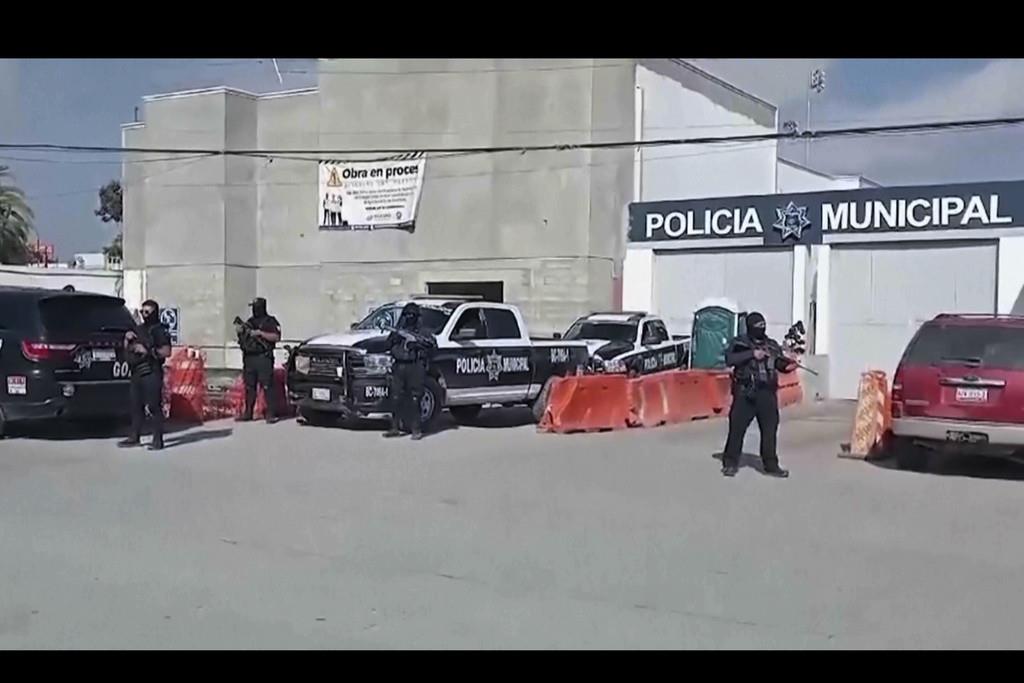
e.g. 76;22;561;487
21;341;76;362
891;365;904;418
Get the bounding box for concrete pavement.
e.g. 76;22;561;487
2;402;1024;649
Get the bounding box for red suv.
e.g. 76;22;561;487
890;314;1024;471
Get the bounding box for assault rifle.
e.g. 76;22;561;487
734;337;819;376
234;316;273;354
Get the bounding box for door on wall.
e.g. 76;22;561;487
426;281;504;303
652;248;794;340
828;241;998;400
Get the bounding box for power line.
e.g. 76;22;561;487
4;115;1024;161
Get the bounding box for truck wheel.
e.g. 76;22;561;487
0;406;7;439
531;378;555;424
449;405;482;424
894;438;929;472
299;408;336;428
421;377;444;430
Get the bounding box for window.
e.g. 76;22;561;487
451;308;486;340
905;324;1024;370
642;321;669;345
564;321;636;343
482;308;521;340
38;296;135;336
354;305;452;334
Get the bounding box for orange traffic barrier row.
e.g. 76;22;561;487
538;374;634;433
840;370;890;459
539;367;804;435
162;347;207;424
777;371;804;409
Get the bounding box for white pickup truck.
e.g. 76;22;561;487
562;311;691;375
286;297;591;428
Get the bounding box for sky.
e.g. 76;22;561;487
2;58;1023;258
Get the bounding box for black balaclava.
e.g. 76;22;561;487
251;297;268;319
746;311;767;341
141;299;160;326
398;302;421;330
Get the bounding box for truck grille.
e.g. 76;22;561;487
308;353;345;378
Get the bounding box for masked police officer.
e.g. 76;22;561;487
236;297;282;424
383;303;437;441
721;311;796;478
119;299;172;451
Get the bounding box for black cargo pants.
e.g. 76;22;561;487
243;353;277;420
722;388;780;470
390;360;425;434
129;367;164;444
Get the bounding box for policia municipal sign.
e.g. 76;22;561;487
629;179;1024;247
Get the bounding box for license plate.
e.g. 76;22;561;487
365;385;388;399
312;387;331;402
92;349;116;362
6;376;26;395
946;430;989;444
955;387;988;403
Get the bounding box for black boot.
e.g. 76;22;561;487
764;466;789;478
410;431;424;441
118;436;141;448
148;438;164;452
722;464;739;477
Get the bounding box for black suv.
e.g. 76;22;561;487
0;286;137;436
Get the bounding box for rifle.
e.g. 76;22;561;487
381;325;437;356
234;316;273;354
735;337;819;376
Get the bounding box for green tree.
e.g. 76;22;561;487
96;180;123;264
0;165;34;264
95;179;122;224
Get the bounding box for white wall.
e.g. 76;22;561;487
776;160;865;193
636;64;778;202
0;266;121;297
997;235;1024;314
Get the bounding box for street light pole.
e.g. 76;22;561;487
806;68;826;166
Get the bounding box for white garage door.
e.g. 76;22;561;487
829;241;997;399
653;249;794;341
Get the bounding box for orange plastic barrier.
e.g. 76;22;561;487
163;347;207;423
226;367;293;419
538;374;634;433
630;370;722;428
777;370;804;409
842;370;890;459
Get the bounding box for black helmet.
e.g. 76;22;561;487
398;302;421;328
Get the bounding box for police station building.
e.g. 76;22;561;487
624;180;1024;399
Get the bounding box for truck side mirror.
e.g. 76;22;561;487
553;332;562;340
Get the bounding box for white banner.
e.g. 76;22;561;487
318;154;426;232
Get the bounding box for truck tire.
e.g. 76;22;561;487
894;438;929;472
421;377;444;431
0;406;7;439
449;405;482;424
299;408;337;428
531;377;555;424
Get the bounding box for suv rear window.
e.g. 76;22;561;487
905;323;1024;370
38;296;135;337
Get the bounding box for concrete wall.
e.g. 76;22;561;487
124;61;640;366
0;266;121;297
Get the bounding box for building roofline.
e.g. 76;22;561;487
779;157;881;188
668;59;776;112
142;86;260;102
120;122;145;130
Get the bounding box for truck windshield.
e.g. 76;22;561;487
354;305;451;334
38;296;135;337
564;321;636;343
906;324;1024;371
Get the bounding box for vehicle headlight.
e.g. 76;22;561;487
295;354;311;375
363;353;393;375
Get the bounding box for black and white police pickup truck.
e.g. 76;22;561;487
286;297;590;428
562;312;690;375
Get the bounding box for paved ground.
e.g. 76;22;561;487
2;401;1024;649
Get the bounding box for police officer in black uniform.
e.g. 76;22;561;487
236;297;282;424
119;299;172;451
721;311;796;478
383;303;437;441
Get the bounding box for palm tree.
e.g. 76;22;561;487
0;165;35;264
